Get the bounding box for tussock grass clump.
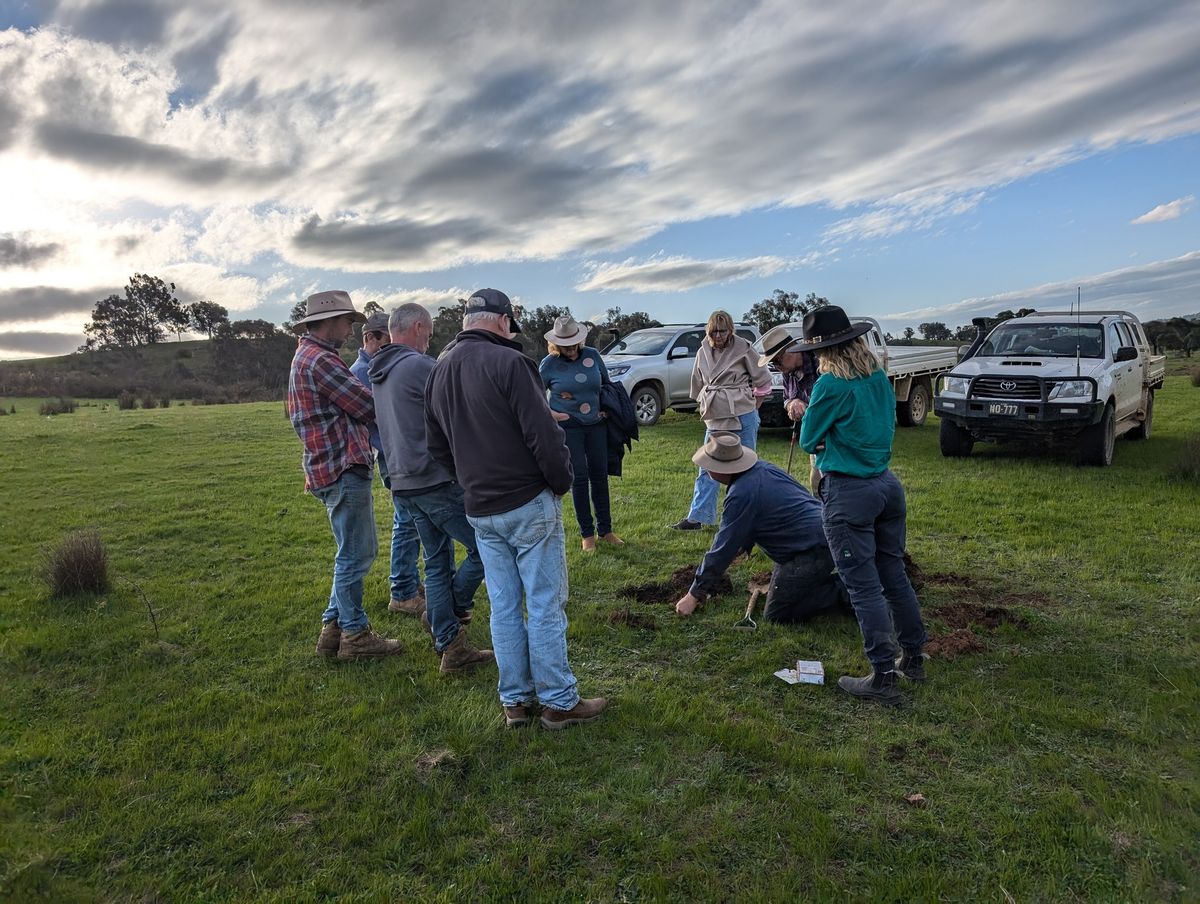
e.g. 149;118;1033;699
0;406;7;417
1190;366;1200;387
41;529;110;597
1167;433;1200;483
117;391;137;410
39;398;78;416
140;394;158;410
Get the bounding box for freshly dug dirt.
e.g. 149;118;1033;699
619;565;732;603
750;570;773;588
606;607;657;630
932;601;1027;631
923;571;978;588
925;628;986;659
903;552;926;590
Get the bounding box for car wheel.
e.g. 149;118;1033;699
1128;390;1153;440
632;383;663;427
1079;403;1115;466
938;416;974;457
897;379;930;427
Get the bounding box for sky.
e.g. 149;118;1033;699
0;0;1198;359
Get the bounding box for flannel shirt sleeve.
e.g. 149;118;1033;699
313;353;374;423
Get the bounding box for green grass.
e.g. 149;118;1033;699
2;382;1198;901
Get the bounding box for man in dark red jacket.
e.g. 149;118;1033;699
425;289;608;731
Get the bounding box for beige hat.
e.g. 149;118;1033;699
291;290;367;334
757;324;804;367
691;432;759;474
544;314;589;347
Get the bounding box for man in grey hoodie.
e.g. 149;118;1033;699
368;303;494;675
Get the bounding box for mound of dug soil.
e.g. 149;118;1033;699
924;628;986;659
932;601;1027;631
619;565;732;603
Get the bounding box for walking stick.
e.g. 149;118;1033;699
786;417;799;475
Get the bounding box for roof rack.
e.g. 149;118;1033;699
1019;310;1134;318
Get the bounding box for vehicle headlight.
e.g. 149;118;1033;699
1049;380;1091;400
606;364;630;377
942;375;969;395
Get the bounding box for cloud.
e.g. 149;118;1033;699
1131;195;1193;224
0;235;62;268
576;254;800;293
347;286;471;313
0;330;86;357
0;286;104;325
884;250;1200;326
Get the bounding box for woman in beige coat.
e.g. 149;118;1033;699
671;310;773;530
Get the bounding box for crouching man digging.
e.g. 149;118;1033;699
675;433;847;623
425;289;608;730
287;291;403;660
369;303;494;675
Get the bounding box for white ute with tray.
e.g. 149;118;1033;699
933;310;1166;466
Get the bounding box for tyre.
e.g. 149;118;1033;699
1078;403;1115;466
1128;390;1153;440
939;416;974;457
896;379;931;427
631;383;663;427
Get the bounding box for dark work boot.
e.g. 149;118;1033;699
895;649;927;682
669;518;703;531
439;629;496;675
837;668;902;706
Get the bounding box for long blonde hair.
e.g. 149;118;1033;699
816;335;882;380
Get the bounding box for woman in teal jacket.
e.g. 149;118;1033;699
797;306;927;705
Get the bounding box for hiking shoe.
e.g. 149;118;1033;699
388;592;426;616
895;649;928;682
540;697;609;730
670;518;703;531
837;669;902;706
315;620;341;658
336;628;404;660
439;629;495;675
503;703;533;729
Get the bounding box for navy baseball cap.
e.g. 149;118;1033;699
465;288;521;333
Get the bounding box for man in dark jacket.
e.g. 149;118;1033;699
425;289;608;731
369;303;494;676
674;434;847;624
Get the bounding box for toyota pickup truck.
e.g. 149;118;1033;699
602;323;760;426
933;310;1166;466
754;318;960;428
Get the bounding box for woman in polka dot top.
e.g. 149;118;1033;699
539;315;624;551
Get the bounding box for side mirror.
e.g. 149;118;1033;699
668;346;689;360
957;345;972;360
1114;346;1138;363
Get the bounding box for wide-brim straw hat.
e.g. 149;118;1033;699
757;324;804;367
691;432;758;474
544;314;589;347
789;305;872;352
291;290;366;334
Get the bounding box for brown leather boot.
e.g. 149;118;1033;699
315;620;341;658
540;696;608;730
388;589;426;616
503;703;532;728
337;628;404;660
439;628;495;675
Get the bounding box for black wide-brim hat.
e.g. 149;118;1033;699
790;306;872;352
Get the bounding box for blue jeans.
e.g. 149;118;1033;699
467;490;579;710
563;422;611;538
820;470;926;669
394;483;485;653
377;450;421;601
688;408;760;524
313;468;377;634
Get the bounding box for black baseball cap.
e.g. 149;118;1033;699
465;288;521;333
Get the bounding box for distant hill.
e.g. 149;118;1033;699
0;335;299;401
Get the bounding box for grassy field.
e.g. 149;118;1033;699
1;383;1197;901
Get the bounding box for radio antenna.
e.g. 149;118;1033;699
1080;285;1089;376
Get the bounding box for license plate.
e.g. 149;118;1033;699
988;403;1019;416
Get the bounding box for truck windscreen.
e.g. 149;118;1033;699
977;323;1105;358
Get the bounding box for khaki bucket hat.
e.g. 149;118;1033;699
544;314;589;347
691;432;759;474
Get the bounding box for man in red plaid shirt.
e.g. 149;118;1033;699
287;290;404;661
